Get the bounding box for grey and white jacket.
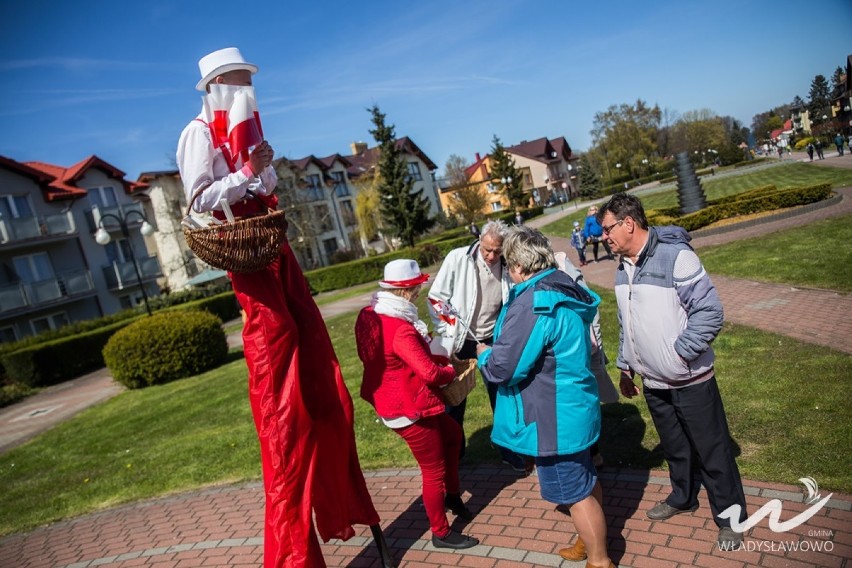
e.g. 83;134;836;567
428;241;513;353
615;226;723;389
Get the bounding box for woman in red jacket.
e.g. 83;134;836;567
355;259;479;550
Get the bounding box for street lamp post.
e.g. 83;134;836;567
641;158;649;177
94;210;156;316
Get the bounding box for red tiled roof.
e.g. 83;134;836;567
22;155;137;201
507;136;573;162
341;136;437;179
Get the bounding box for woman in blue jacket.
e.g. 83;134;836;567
476;226;614;568
583;205;613;261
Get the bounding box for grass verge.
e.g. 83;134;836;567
699;214;852;293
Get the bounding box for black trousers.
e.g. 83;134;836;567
644;376;747;527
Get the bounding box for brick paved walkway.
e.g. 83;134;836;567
3;182;851;567
2;466;850;568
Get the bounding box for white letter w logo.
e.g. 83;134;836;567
718;477;833;533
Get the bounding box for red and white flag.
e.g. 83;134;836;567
203;84;264;166
428;297;457;326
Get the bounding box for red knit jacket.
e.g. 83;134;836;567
355;306;455;420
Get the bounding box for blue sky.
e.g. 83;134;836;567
1;0;850;181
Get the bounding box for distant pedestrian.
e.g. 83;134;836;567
815;139;825;160
806;142;815;161
515;211;524;225
835;133;845;156
469;222;481;239
570;220;587;266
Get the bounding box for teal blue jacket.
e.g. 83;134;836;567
477;268;601;457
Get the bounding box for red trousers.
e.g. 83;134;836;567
231;243;379;568
395;412;463;537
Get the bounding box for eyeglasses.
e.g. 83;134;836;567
601;219;624;235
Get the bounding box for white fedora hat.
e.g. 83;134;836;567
196;47;258;91
379;259;429;289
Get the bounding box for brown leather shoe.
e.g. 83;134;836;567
558;536;587;561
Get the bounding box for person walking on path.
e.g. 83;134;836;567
597;193;747;550
582;205;613;262
427;220;526;472
815;138;825;159
476;226;614;568
570;220;588;266
355;259;479;550
176;47;385;568
835;132;846;156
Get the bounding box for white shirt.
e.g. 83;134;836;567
176;113;277;213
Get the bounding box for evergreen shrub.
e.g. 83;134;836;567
103;310;227;389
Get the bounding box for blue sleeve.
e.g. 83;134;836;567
478;300;544;387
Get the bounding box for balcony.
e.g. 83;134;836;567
0;269;95;315
0;211;76;245
101;255;162;290
85;202;146;233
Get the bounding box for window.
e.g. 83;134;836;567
104;238;134;264
490;202;504;212
331;172;349;197
30;312;69;335
88;186;118;209
305;174;323;201
315;204;333;232
0;325;18;343
407;162;423;181
12;252;54;283
487;183;497;193
322;237;338;257
339;200;356;225
0;195;33;219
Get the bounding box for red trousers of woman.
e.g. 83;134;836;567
394;412;463;538
231;242;380;568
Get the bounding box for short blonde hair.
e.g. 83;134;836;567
502;226;555;275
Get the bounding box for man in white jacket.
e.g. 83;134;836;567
428;220;525;471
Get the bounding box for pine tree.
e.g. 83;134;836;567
577;154;600;199
368;105;434;248
489;135;524;209
808;74;831;117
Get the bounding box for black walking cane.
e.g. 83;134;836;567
370;523;396;567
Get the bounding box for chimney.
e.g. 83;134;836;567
350;141;368;155
475;152;481;162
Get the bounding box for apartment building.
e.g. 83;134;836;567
0;155;161;343
437;136;577;218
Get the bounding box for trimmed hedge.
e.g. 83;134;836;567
0;291;240;387
646;184;832;232
1;317;142;387
103;310;228;389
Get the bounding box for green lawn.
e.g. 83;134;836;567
700;214;852;293
541;162;852;239
1;287;849;536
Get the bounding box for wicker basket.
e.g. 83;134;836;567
183;189;289;273
439;359;477;406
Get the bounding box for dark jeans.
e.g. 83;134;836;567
589;237;612;260
446;337;521;464
643;376;747;528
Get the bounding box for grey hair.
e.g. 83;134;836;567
502;226;556;275
480;219;509;241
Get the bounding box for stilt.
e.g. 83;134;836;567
370;523;395;567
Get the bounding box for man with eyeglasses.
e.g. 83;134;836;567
596;193;747;550
428;219;527;472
